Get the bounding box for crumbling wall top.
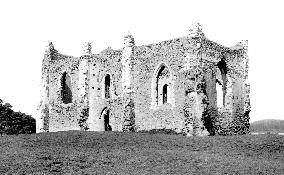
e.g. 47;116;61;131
82;42;92;55
188;22;205;39
124;32;135;47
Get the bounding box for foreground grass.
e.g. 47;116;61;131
0;131;284;174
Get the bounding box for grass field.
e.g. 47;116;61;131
0;131;284;174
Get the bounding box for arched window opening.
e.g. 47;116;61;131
163;84;168;104
216;79;223;108
61;72;72;104
105;74;110;99
216;59;227;108
156;64;171;106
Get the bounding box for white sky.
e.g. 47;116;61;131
0;0;283;122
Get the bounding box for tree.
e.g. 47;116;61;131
0;98;36;136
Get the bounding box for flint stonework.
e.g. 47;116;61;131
37;23;250;136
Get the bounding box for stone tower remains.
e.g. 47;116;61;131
37;23;250;136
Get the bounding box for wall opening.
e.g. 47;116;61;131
101;108;112;131
216;59;227;108
151;63;175;109
216;79;223;108
156;64;171;106
61;72;72;104
163;84;168;104
105;74;110;99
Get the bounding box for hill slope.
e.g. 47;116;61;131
250;119;284;133
1;131;284;174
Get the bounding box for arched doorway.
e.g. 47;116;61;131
101;108;112;131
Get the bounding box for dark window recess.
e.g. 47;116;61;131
61;72;72;104
163;84;168;104
105;74;110;98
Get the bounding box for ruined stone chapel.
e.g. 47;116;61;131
37;23;250;136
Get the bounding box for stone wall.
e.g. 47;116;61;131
132;37;190;132
37;42;91;132
87;48;124;132
47;52;81;131
212;40;250;135
37;24;250;136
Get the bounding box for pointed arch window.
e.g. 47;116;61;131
151;63;174;108
216;59;227;108
61;72;72;104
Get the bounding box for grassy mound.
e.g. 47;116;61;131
0;131;284;174
251;119;284;133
